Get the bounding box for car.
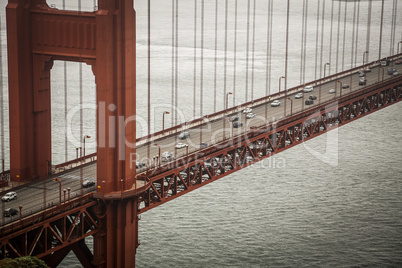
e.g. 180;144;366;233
175;143;187;149
4;208;18;217
395;59;402;65
329;89;336;94
161;151;173;162
83;180;95;188
359;72;365;77
381;58;390;66
295;93;303;99
233;122;243;128
200;142;208;149
309;95;317;100
387;68;396;75
342;84;350;89
303;85;313;93
178;131;190;140
359;78;367;85
363;67;371;73
246;113;256;119
243;107;252;114
136;161;146;169
305;99;314;105
2;192;17;202
393;71;399;76
271;100;280;107
228;115;239;122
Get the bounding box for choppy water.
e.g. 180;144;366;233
0;0;401;267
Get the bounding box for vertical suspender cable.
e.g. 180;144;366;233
245;0;250;102
267;0;272;97
233;0;238;107
284;0;289;91
147;0;151;161
354;0;361;66
319;0;325;78
335;0;341;73
175;0;178;125
365;0;372;61
0;15;4;170
351;0;357;68
303;0;308;83
171;0;175;126
79;0;84;195
300;0;306;84
63;0;68;162
224;0;228;109
265;0;272;120
314;0;320;80
213;0;218;113
389;0;397;55
378;0;384;60
328;0;334;75
200;0;204;117
193;0;197;119
251;0;256;101
341;1;347;71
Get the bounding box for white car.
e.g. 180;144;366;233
161;152;173;162
246;113;256;119
295;93;303;99
271;100;281;107
303;86;313;93
329;88;336;94
243;107;252;114
178;131;190;140
175;143;187;149
2;192;17;202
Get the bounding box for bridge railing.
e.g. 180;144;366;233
0;193;95;236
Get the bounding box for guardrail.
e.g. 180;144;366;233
0;193;95;237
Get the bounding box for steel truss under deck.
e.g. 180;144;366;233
137;77;402;214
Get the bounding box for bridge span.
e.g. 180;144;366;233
0;0;401;267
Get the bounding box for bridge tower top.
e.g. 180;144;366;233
6;0;136;193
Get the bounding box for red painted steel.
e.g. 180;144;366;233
5;0;138;266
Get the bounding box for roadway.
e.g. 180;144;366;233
1;60;401;226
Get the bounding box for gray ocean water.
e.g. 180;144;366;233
0;0;402;267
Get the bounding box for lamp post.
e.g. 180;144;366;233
162;111;170;131
76;147;79;161
324;62;330;78
19;205;22;221
337;80;343;97
67;188;71;202
363;51;369;65
153;143;161;166
279;76;285;93
83;135;91;159
398;41;402;54
63;189;66;203
226;92;233;110
53;177;62;205
286;98;293;116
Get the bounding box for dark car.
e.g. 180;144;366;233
178;131;190;140
200;142;208;149
305;99;314;105
136;161;146;169
387;68;397;75
228;115;239;122
342;84;350;89
395;59;402;65
233;122;243;128
4;208;18;217
83;180;96;188
309;95;317;100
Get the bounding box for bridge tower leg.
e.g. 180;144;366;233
6;0;138;266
